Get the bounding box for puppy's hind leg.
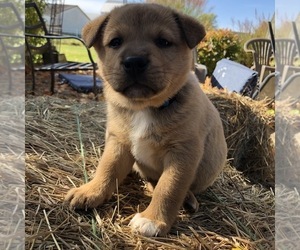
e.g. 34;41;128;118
133;162;158;193
191;133;227;194
184;190;199;213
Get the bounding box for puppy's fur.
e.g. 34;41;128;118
65;4;227;236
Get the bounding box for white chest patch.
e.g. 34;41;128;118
130;110;156;167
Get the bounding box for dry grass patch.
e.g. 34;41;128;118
25;90;275;249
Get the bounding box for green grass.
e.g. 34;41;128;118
57;39;98;62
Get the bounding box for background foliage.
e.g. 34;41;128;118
25;0;47;64
197;16;270;76
25;0;47;28
197;29;246;76
146;0;217;30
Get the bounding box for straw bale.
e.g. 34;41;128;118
25;93;274;249
275;100;300;187
204;88;275;187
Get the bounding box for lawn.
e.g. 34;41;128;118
57;39;98;62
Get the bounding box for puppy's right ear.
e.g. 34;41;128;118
173;12;206;49
82;15;109;48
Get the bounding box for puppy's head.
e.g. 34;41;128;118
83;4;205;110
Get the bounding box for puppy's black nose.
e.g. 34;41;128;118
122;56;149;75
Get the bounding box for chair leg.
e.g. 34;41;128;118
93;68;97;96
50;71;55;94
31;68;36;94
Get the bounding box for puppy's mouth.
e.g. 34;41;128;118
106;56;166;99
118;82;157;99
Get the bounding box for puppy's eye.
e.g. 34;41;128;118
155;38;172;48
108;38;123;49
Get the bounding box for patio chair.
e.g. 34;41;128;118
251;71;278;100
275;38;298;74
0;2;25;93
279;23;300;83
244;38;274;83
25;2;98;94
276;72;300;100
252;39;298;101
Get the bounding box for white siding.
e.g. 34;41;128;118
62;7;90;36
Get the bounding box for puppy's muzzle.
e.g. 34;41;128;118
122;56;149;77
114;56;161;99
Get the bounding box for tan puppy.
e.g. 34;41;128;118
65;3;227;236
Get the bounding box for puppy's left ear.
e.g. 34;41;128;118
82;14;109;48
174;13;206;49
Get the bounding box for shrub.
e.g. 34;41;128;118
25;0;47;65
197;29;244;76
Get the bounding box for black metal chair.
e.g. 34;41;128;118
0;2;25;94
25;2;98;94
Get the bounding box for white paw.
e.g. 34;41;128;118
129;213;160;237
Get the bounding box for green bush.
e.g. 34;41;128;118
25;0;46;65
197;29;246;76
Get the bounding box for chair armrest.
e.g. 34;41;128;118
259;65;275;83
26;33;86;46
281;65;300;84
25;33;96;64
243;40;252;53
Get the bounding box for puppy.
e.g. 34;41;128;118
65;3;227;237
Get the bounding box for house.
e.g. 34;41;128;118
44;4;90;37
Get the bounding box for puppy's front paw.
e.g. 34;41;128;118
65;181;108;209
129;213;167;237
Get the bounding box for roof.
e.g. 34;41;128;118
44;4;90;21
44;4;76;15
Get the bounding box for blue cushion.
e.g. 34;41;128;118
58;73;103;93
211;59;258;97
